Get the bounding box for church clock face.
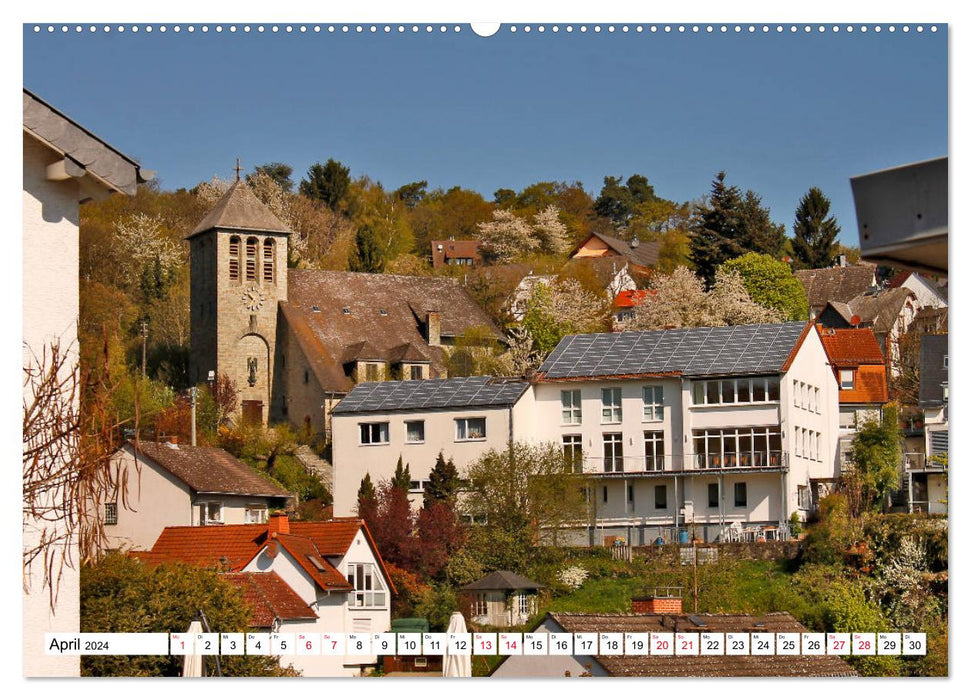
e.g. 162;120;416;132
242;286;265;311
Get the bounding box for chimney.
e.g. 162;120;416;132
632;596;683;614
268;511;290;536
838;254;848;267
426;311;442;347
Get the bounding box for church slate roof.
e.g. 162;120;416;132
535;322;811;381
283;270;500;394
187;179;292;238
331;376;529;415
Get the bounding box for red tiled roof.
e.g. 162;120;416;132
137;517;395;594
431;239;482;268
274;533;351;591
612;289;649;309
839;365;889;405
222;572;318;627
818;327;886;365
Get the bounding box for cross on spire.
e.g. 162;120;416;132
234;157;242;182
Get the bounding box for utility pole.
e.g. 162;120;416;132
190;386;198;447
141;320;148;378
693;544;699;613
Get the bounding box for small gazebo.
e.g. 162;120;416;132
461;570;545;627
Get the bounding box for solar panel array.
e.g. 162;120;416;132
331;376;529;415
537;322;808;380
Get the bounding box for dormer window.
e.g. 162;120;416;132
311;305;320;313
342;307;351;315
379;309;388;316
839;369;854;390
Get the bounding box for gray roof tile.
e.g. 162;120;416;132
331;376;529;415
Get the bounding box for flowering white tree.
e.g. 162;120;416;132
112;213;183;288
628;266;779;330
533;205;570;255
522;278;609;355
477;209;539;263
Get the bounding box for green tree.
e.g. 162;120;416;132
391;456;412;492
594;174;658;226
425;452;461;505
248;162;294;193
847;404;903;514
80;554;297;676
356;473;379;527
690;172;747;284
719;252;809;320
738;189;786;257
393;180;428;209
792;187;841;269
348;223;385;273
299;159;350;211
464;442;589;547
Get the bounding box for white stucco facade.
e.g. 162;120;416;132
331;390;536;516
103;445;285;552
22;130;83;678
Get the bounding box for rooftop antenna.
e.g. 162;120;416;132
234;157;242;182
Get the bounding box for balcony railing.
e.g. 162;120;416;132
582;452;788;475
902;453;947;471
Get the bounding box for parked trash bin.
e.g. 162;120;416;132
679;529;690;544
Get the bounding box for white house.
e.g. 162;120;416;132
22;88;151;677
886;270;947;310
137;514;394;677
528;322;840;545
330;376;533;516
104;440;292;552
330;323;840;544
914;333;948;514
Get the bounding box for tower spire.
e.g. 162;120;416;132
234;157;242;182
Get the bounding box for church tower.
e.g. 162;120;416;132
188;177;291;425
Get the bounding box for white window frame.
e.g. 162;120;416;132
643;430;665;471
360;422;390;445
347;563;387;608
601;388;623;423
603;432;624;472
455;416;487;441
405;420;425;444
104;502;118;526
245;505;268;524
561;389;582;424
562;434;583;472
692;377;780;406
642;385;663;422
473;592;488;617
840;369;855;390
199;501;223;525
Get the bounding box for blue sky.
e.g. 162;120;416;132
23;24;947;245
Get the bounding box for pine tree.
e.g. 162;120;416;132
738;190;786;257
391;456;412;492
689;172;747;284
792;187;841;269
425;452;461;505
356;473;378;525
348;224;385;273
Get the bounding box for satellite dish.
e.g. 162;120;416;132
850;315;862;327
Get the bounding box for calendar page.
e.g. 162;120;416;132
20;0;951;688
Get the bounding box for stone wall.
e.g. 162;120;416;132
632;540;803;565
